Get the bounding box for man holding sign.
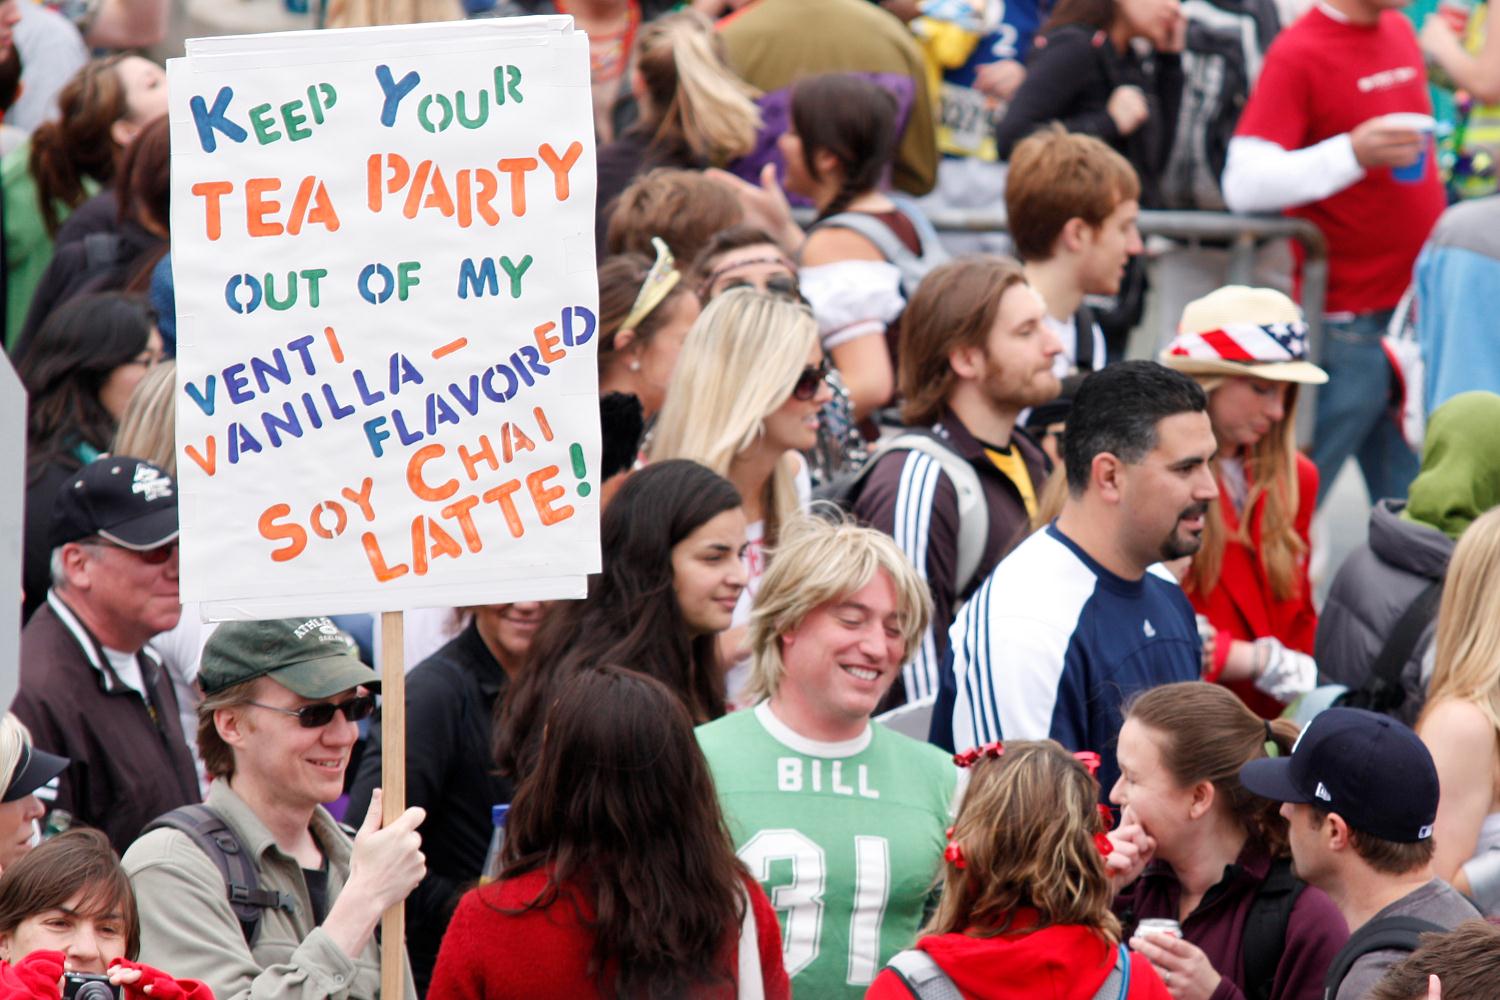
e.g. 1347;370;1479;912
124;618;424;1000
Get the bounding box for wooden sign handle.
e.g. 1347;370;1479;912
379;610;406;998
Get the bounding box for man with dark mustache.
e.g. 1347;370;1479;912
934;361;1219;795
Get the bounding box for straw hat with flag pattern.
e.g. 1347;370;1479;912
1160;286;1329;385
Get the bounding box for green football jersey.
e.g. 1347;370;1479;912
696;703;959;999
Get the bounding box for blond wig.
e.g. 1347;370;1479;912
744;513;931;704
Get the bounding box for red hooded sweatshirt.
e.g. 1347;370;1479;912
866;914;1172;1000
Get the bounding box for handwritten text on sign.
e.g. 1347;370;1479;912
169;22;600;618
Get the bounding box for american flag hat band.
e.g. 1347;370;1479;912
1166;321;1311;365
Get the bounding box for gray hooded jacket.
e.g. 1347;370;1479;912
1314;500;1452;725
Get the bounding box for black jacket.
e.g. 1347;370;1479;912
345;621;514;995
996;25;1183;206
14;596;200;853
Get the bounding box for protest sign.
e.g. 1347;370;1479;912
168;17;600;621
0;356;23;712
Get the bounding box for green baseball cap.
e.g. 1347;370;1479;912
200;617;379;699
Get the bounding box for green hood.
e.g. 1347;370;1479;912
1402;391;1500;540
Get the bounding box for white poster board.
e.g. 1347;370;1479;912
0;355;23;711
168;17;600;620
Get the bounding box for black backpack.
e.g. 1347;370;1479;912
143;804;299;946
1334;580;1444;720
1158;0;1281;210
1322;916;1446;1000
1240;858;1306;1000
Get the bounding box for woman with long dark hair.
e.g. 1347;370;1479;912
432;667;789;999
17;293;163;623
778;73;945;421
495;459;747;777
1109;682;1348;1000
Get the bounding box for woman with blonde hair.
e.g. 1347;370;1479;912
869;740;1171;999
1160;286;1329;718
1417;505;1500;917
1109;682;1347;1000
647;287;830;692
0;714;67;874
111;360;175;475
595;9;760;235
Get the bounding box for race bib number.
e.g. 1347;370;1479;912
938;83;1002;159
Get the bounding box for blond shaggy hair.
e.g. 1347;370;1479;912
743;514;931;704
924;740;1120;945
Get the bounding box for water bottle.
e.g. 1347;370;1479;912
479;804;509;884
1437;0;1476;35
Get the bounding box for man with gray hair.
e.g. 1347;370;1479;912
14;455;198;851
696;516;960;1000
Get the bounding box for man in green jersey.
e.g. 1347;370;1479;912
697;517;961;999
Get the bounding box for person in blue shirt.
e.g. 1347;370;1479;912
934;360;1217;795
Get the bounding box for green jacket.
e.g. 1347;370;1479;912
122;781;417;1000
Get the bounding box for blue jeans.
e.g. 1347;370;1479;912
1310;310;1420;506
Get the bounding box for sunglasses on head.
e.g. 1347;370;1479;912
247;693;376;728
720;274;801;301
81;537;177;565
793;359;831;402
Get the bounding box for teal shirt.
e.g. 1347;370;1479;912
697;703;959;999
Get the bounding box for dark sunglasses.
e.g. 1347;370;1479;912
247;693;376;728
793;359;831;402
720;274;802;301
81;537;177;565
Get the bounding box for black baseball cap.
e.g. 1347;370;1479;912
1239;707;1438;843
3;743;69;802
199;618;379;699
50;457;178;551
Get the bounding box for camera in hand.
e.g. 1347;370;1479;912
62;973;120;1000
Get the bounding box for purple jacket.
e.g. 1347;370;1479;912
1115;844;1348;1000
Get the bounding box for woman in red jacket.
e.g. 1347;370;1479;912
1160;286;1328;718
0;828;211;1000
869;740;1170;1000
430;666;788;1000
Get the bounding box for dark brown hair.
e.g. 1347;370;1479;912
1367;920;1500;1000
1005;124;1140;262
1124;682;1300;856
604;169;743;266
1042;0;1116;34
19;292;155;479
595;253;696;374
494;460;743;778
899;255;1030;426
0;828;139;959
29;55;132;235
790;73;900;221
1307;807;1437;875
496;666;747;999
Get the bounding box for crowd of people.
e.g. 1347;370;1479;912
10;0;1500;995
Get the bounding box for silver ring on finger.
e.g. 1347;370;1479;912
1165;972;1173;987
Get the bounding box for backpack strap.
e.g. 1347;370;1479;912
1090;943;1131;1000
1074;301;1097;372
884;949;964;1000
1347;580;1444;715
1322;916;1447;999
143;804;298;947
879;432;989;594
1240;857;1306;1000
811;210;926;297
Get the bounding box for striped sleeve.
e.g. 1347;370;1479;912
853;449;961;703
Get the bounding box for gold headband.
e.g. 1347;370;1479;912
621;237;682;333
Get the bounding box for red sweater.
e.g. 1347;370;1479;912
866;913;1171;1000
427;869;790;1000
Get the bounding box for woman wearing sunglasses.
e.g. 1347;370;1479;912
646;288;831;701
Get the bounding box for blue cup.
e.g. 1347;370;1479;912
1385;113;1436;184
1393;137;1431;183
